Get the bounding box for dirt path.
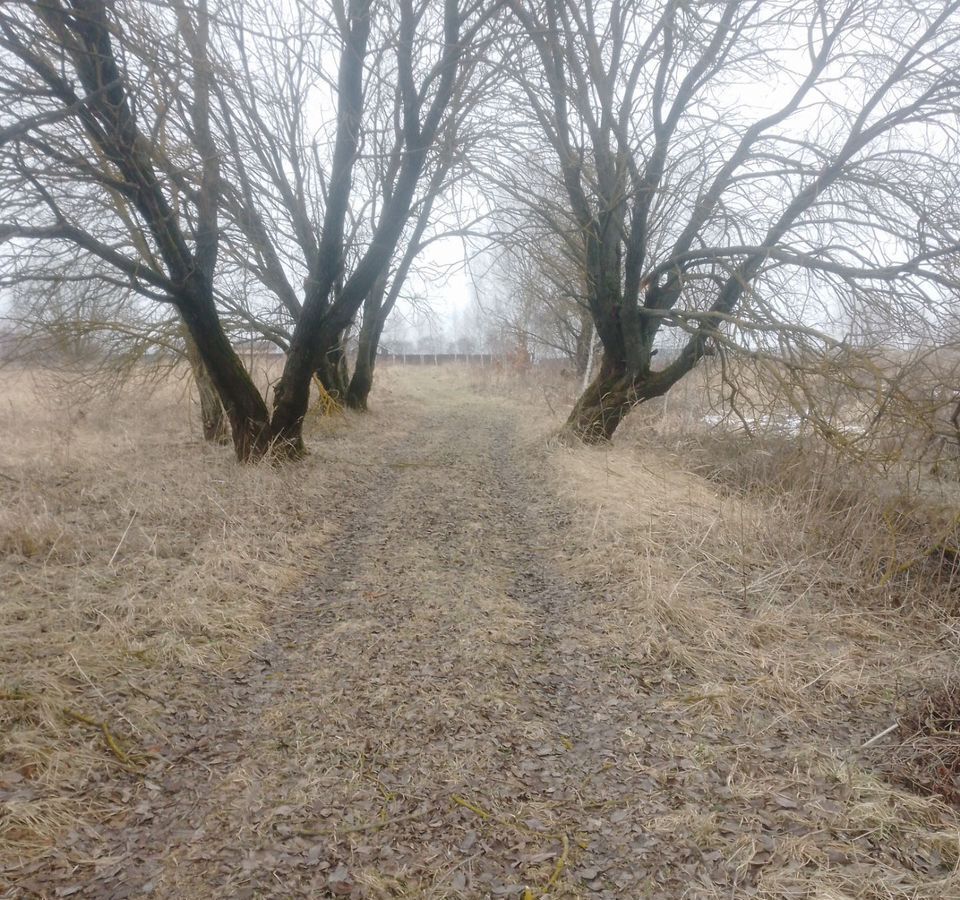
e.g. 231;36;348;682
14;374;959;899
20;377;698;898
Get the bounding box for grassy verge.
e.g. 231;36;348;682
549;393;960;897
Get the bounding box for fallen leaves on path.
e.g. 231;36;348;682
4;369;959;898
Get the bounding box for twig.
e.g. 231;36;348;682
109;508;138;566
452;794;492;819
590;504;603;540
547;832;570;888
63;708;137;768
452;792;577;893
861;722;899;749
799;661;844;693
69;652;139;734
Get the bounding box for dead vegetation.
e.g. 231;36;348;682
3;362;960;898
886;679;960;810
0;364;338;873
540;363;960;896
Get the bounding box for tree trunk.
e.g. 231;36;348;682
346;345;374;410
270;318;339;458
346;317;386;410
269;357;311;459
184;331;230;444
563;338;706;443
178;296;272;461
270;328;350;457
315;331;349;404
346;276;388;411
562;362;635;443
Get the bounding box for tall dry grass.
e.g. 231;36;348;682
523;360;960;897
0;364;337;872
621;362;960;614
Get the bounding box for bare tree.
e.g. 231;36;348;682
212;0;498;417
498;0;960;441
0;0;495;459
0;0;271;456
1;216;232;442
472;232;595;374
345;152;490;409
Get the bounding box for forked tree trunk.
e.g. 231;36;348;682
184;331;230;444
269;0;464;454
563;341;705;443
179;298;272;461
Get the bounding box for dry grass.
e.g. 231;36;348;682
540;375;960;897
405;361;960;892
888;680;960;808
624;377;960;613
0;364;340;872
6;358;960;897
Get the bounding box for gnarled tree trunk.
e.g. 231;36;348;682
563;355;635;443
563;334;710;443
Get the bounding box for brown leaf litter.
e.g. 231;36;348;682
2;367;960;898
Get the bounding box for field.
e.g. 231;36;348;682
2;363;960;898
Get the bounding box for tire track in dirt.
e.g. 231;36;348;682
23;379;704;898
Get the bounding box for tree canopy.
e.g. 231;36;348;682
2;0;959;455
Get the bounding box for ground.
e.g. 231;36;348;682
2;368;959;898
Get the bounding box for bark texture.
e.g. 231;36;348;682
184;331;229;444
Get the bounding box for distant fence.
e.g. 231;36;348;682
378;352;501;366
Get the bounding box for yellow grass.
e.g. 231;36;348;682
543;382;960;898
0;365;337;866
